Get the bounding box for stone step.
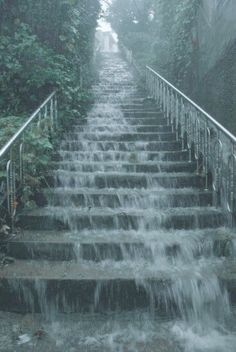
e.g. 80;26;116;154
93;88;143;93
88;118;168;126
122;111;163;118
78;108;160;116
5;228;233;261
97;82;137;86
89;112;165;119
90;109;161;117
47;188;212;208
53;161;196;173
94;92;147;97
59;140;182;152
76;118;167;126
93;86;144;91
96;98;153;104
19;207;224;231
61;132;176;142
122;99;156;104
220;260;236;305
58;150;189;162
94;93;146;98
3;51;233;323
51;171;205;189
74;125;172;133
121;108;160;113
97;83;137;87
0;258;234;313
0;310;181;351
120;104;158;110
94;97;148;103
0;259;167;313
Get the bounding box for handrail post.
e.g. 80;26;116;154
19;142;24;184
6;148;16;231
55;95;58;128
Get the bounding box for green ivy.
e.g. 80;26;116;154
0;0;100;114
0;0;100;214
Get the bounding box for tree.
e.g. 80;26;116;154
0;0;101;114
109;0;200;93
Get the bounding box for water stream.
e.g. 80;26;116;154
45;53;236;351
2;53;236;352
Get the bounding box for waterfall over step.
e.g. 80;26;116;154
1;53;236;352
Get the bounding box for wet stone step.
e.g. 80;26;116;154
60;141;182;152
53;161;197;173
89;116;167;124
93;89;142;93
58;150;189;163
4;239;181;262
3;51;233;334
5;228;233;261
122;111;163;118
93;86;144;91
120;104;159;110
219;260;236;306
0;261;170;313
74;110;161;118
94;97;149;104
93;92;148;97
97;83;137;87
0;259;234;314
62;132;176;142
96;99;150;104
51;172;205;189
74;125;173;133
4;241;174;262
47;188;212;208
76;118;168;126
0;311;190;352
93;93;146;98
121;109;160;114
19;207;224;231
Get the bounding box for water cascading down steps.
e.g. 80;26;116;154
1;53;236;351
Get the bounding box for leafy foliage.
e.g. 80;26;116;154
0;115;54;209
109;0;200;93
109;0;236;139
0;0;100;213
0;0;100;114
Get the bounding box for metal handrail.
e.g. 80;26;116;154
146;66;236;144
0;91;58;229
0;92;57;158
146;65;236;226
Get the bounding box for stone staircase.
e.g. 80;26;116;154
0;53;236;325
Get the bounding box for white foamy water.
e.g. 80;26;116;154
7;52;235;352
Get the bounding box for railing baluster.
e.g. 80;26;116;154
19;142;24;184
194;117;200;174
145;65;236;226
181;99;185;150
175;95;179;141
50;98;54;129
55;95;58;128
227;153;236;226
213;138;223;207
0;91;57;231
6;148;16;230
204;125;211;190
